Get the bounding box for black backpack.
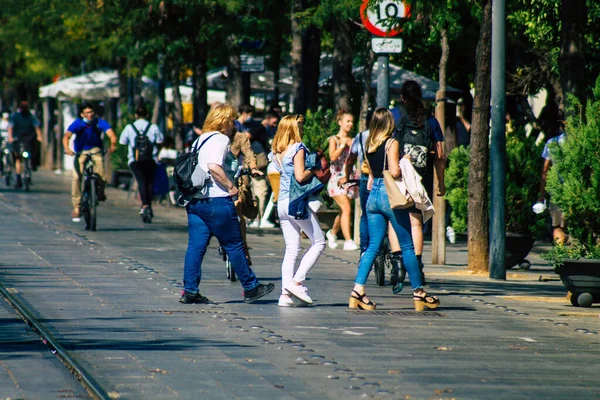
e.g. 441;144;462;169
131;122;154;162
394;106;432;175
173;133;217;197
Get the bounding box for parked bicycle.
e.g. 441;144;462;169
77;150;105;231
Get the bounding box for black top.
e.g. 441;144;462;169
366;139;391;178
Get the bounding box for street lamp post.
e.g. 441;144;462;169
489;0;506;279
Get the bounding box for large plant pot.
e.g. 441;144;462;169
559;258;600;307
505;233;535;270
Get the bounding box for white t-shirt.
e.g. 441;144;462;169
194;131;231;198
0;119;9;139
119;119;164;165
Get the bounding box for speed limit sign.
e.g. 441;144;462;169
360;0;411;37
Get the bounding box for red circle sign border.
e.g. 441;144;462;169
360;0;411;37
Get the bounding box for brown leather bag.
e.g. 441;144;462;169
238;175;259;219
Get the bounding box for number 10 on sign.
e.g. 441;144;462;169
360;0;411;37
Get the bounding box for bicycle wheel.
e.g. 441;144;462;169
374;252;386;286
24;161;31;192
82;191;91;231
227;258;236;282
89;179;97;231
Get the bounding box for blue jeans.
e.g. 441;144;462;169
359;174;370;253
183;196;259;293
355;179;422;290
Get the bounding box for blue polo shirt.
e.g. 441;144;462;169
67;118;111;152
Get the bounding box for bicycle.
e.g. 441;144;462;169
218;167;261;283
77;151;105;231
14;141;33;192
1;142;13;186
373;237;406;293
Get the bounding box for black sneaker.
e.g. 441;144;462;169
243;283;275;303
98;191;107;201
179;291;211;304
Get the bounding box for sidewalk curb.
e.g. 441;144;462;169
0;280;110;400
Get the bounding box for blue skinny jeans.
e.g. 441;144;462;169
355;178;422;290
183;196;259;293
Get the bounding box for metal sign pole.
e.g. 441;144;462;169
376;55;389;108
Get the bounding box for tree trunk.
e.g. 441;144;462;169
304;25;321;112
359;48;376;131
226;37;243;108
332;18;354;112
432;29;449;266
559;0;587;113
116;56;127;123
171;67;185;151
468;0;492;273
193;45;209;128
291;0;305;114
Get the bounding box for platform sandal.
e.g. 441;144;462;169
349;290;377;310
413;291;440;312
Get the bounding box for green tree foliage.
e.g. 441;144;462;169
545;79;600;253
445;127;546;236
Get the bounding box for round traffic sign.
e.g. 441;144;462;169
360;0;411;37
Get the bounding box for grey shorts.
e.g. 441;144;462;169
549;202;565;228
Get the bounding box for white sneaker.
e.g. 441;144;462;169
446;226;456;244
260;220;276;228
326;230;338;249
343;240;359;251
284;284;313;304
278;294;295;307
249;220;260;228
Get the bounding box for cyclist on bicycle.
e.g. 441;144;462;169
62;102;117;222
7;102;43;189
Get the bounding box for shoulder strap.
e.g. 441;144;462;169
193;133;218;153
359;131;366;158
383;138;394;171
130;123;140;135
142;122;152;136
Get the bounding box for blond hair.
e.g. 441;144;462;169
272;115;304;154
367;108;396;152
202;103;237;133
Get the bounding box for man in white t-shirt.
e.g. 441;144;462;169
119;105;163;222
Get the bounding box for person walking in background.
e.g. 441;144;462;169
538;114;567;244
62;102;118;221
180;103;274;304
393;81;446;284
270;115;326;307
246;114;273;229
349;108;439;312
262;111;279;140
326;110;359;251
119;105;163;223
455;98;471;148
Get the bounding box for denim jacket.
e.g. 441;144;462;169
288;152;323;220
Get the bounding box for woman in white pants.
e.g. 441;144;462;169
270;115;326;307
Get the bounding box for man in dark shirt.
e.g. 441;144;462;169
7;101;43;189
455;98;471;147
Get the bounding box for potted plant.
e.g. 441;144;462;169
445;126;546;269
541;82;600;307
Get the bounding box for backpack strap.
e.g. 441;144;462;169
192;132;218;154
131;122;152;137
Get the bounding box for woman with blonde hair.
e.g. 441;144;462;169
180;103;274;305
270;115;326;307
349;108;440;312
326;110;359;250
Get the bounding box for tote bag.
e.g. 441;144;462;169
382;139;414;209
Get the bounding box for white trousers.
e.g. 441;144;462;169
277;197;326;293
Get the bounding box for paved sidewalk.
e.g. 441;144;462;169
0;170;599;399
